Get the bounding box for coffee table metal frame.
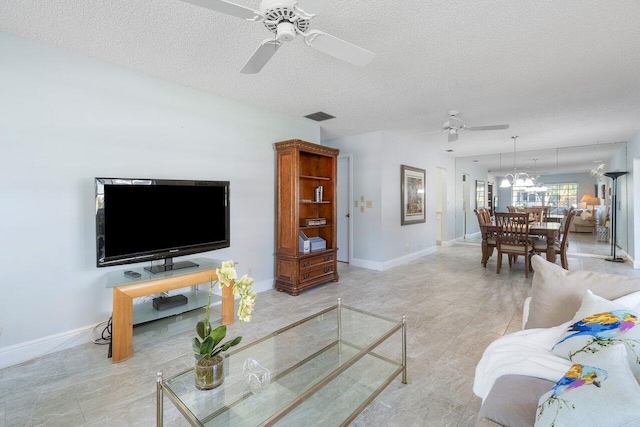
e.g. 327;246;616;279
156;299;407;426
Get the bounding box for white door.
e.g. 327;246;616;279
337;155;352;262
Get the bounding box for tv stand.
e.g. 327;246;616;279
107;258;234;363
144;257;199;274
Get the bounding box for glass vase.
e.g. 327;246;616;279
195;355;224;390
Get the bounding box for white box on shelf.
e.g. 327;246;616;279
299;230;310;254
309;237;326;252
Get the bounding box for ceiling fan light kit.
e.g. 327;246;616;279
181;0;375;73
427;110;510;142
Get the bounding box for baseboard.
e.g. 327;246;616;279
350;257;385;271
381;246;438;270
0;278;274;370
464;231;481;239
351;247;438;271
0;323;98;370
440;239;455;247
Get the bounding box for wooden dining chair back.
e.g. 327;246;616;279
475;209;496;267
481;209;491;225
494;212;533;277
533;210;577;270
507;205;516;213
495;211;529;227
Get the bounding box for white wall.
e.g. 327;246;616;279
626;130;640;265
0;33;320;366
324;131;456;269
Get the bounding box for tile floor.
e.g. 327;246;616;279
1;235;639;426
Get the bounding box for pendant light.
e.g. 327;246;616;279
501;136;533;188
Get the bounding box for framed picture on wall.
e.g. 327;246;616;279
401;164;426;225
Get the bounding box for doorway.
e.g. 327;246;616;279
337;155;352;263
436;167;447;244
462;173;470;238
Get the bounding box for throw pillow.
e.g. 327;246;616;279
552;291;640;377
525;255;640;329
535;345;640;427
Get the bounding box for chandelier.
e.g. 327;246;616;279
590;163;605;178
500;136;534;188
525;158;547;192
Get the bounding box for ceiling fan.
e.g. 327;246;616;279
181;0;376;73
427;110;510;142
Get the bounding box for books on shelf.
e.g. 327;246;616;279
300;218;327;227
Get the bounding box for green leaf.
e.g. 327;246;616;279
200;336;214;356
192;337;202;353
211;336;242;357
209;325;227;348
196;320;210;340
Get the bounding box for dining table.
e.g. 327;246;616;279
480;222;562;265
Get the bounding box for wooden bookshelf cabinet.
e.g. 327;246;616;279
274;139;339;295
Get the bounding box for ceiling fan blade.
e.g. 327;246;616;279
295;0;334;16
180;0;260;20
240;39;282;74
448;132;459;143
304;30;375;67
467;124;510;131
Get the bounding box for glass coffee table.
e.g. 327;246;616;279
156;299;407;426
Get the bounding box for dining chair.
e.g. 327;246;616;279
533;210;577;270
507;205;516;213
495;212;534;277
474;209;496;267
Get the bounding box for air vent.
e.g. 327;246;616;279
304;111;335;122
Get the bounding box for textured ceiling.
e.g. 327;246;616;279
1;0;639;170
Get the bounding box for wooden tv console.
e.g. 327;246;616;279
107;258;234;363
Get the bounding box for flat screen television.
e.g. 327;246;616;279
96;178;230;273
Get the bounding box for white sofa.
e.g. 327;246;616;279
473;255;640;426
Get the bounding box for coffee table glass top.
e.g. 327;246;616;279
159;301;405;426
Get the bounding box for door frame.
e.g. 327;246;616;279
436;166;447;245
337;154;353;263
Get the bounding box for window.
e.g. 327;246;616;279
511;182;578;214
476;180;485;209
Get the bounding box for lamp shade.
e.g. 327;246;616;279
500;178;511;188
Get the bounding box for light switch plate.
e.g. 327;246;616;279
366;201;372;208
360;206;365;213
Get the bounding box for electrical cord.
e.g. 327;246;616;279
91;316;112;345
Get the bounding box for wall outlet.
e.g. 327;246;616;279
404;244;410;252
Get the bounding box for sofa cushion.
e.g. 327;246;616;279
476;375;554;427
535;345;640;426
552;290;640;377
525;255;640;329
